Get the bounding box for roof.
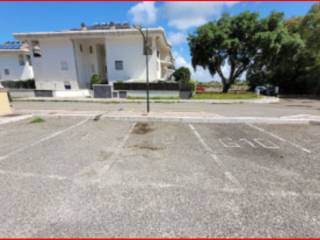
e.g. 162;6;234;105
13;26;171;49
0;41;29;53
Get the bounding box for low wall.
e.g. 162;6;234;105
53;90;91;98
126;90;179;98
8;89;35;98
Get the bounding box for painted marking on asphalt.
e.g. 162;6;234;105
253;138;280;149
189;124;243;191
0;117;90;162
239;138;256;148
219;138;241;148
0;169;69;181
246;123;312;153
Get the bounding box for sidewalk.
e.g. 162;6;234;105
13;96;279;104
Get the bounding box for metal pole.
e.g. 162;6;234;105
134;25;150;113
145;28;150;113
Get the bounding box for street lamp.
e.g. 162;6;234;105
134;25;150;113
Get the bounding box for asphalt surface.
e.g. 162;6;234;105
0;115;320;237
12;98;320;117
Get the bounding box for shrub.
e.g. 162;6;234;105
179;81;195;92
173;67;191;82
90;74;102;88
1;79;35;89
113;82;179;91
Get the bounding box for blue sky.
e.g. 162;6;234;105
0;2;316;81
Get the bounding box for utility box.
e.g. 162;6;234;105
119;91;127;99
93;84;112;98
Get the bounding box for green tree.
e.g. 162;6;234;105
173;67;191;83
188;12;261;93
247;12;306;93
300;4;320;54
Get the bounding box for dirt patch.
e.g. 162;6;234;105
98;150;112;161
132;122;153;134
93;114;102;121
128;144;163;151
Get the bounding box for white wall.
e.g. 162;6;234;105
24;32;171;91
73;39;105;89
0;52;34;81
105;35;158;83
30;38;79;90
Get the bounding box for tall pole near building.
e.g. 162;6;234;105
134;25;150;113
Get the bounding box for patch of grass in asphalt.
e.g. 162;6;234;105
30;116;45;124
127;96;179;100
192;92;260;100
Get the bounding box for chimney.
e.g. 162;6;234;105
80;22;87;30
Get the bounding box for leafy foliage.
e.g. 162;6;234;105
188;12;260;92
90;74;102;88
189;4;320;95
173;67;191;83
248;5;320;94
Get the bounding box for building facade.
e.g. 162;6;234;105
0;41;34;81
14;23;174;91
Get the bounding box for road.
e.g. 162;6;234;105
12;98;320;117
0;105;320;237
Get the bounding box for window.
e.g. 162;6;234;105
18;55;25;66
89;46;93;54
31;40;41;57
26;55;32;66
80;44;83;52
115;60;123;70
157;50;160;58
4;69;10;75
60;61;68;71
64;82;71;90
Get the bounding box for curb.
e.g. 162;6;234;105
102;115;312;124
17;111;318;125
13;96;279;104
0;114;33;125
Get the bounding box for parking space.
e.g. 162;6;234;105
0;116;320;237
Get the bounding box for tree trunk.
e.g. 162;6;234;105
222;83;231;93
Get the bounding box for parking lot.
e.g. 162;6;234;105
0;112;320;237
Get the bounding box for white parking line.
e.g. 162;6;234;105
219;138;241;148
246;123;312;154
253;138;280;149
0;169;69;181
189;124;243;191
95;122;136;179
0;117;90;162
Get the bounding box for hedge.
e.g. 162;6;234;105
113;82;180;91
1;79;35;89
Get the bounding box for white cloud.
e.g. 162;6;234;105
163;2;238;30
129;2;158;25
168;32;186;45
